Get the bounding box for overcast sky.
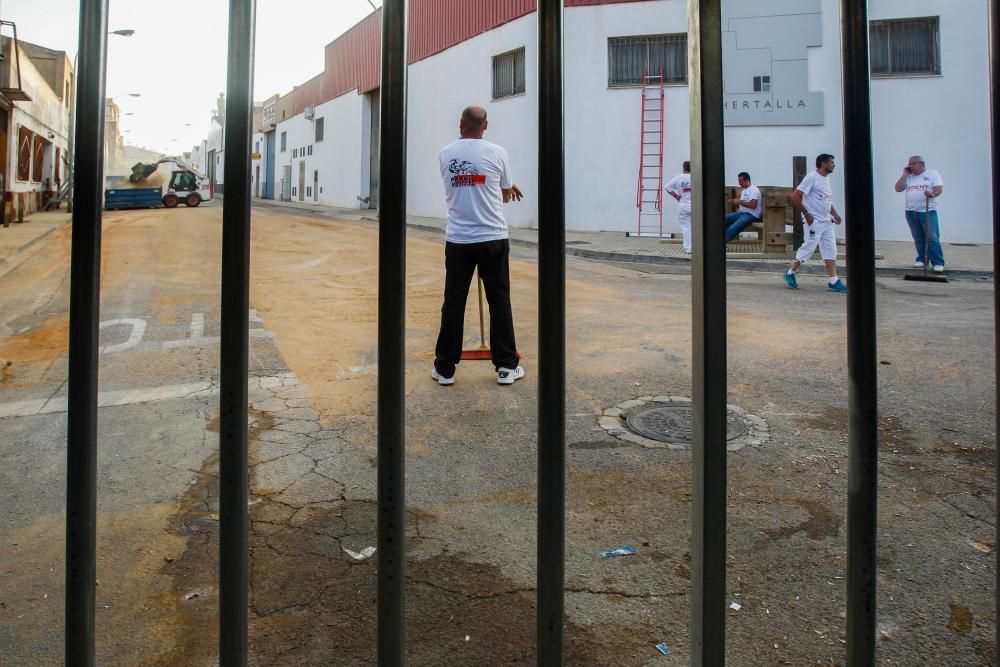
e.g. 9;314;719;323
4;0;380;155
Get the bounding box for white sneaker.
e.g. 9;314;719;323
497;366;524;385
431;368;454;386
912;261;925;269
932;265;945;273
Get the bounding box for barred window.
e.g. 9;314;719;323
870;17;940;76
315;117;325;142
608;34;687;87
492;47;526;100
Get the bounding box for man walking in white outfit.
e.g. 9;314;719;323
432;106;525;386
664;160;692;253
784;154;847;293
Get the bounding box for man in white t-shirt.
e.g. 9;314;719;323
432;106;525;387
724;171;763;242
894;155;945;272
784;153;847;293
664;160;692;253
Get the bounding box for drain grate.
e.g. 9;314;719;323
625;402;748;444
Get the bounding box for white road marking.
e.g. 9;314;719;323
99;318;147;354
0;373;298;419
162;328;275;349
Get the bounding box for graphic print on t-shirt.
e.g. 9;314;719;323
448;159;487;187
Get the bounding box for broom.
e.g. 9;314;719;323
459;270;522;361
460;270;492;360
903;197;948;283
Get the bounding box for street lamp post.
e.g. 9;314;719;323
66;29;135;213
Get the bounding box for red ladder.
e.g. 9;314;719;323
634;70;665;237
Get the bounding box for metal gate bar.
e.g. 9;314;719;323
536;0;566;664
840;2;880;664
65;1;109;664
989;0;999;662
218;0;256;664
688;1;727;665
377;0;407;664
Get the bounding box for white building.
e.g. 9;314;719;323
0;36;73;220
221;0;993;242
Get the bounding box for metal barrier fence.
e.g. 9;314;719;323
61;0;999;665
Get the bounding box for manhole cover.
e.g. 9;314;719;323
625;402;747;444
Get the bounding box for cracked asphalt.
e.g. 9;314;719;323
0;201;995;665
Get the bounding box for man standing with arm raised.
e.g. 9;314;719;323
894;155;945;272
432;106;525;386
784;153;847;293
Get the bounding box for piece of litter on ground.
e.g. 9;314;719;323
599;546;636;558
344;546;377;561
655;643;671;655
184;590;201;600
464;635;470;642
164;555;174;563
729;602;742;611
969;540;992;554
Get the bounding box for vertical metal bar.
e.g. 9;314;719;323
537;1;566;664
988;0;999;661
65;1;108;664
688;0;727;664
840;1;880;665
378;0;407;664
219;0;256;664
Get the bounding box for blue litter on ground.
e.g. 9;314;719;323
599;546;636;558
655;643;671;655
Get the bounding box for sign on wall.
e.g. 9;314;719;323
722;0;825;126
263;103;276;128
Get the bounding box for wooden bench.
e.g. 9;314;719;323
724;185;797;255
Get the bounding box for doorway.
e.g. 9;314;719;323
298;161;305;202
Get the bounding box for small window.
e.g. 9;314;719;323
293;148;298;158
315;117;325;142
752;75;771;93
292;187;296;195
492;47;526;100
609;34;687;87
280;131;287;152
307;145;313;156
870;17;941;76
306;187;312;197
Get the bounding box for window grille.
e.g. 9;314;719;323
293;148;298;158
492;47;526;100
608;34;687;87
280;131;287;152
315;117;325;142
870;17;940;76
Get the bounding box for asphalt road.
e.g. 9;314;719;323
0;201;995;665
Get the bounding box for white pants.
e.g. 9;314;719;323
795;220;838;262
678;208;692;252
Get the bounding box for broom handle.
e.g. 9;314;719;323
477;271;486;347
924;196;930;276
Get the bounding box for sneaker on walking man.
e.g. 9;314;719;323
665;160;693;253
432;106;525;386
894;155;945;272
784;154;847;293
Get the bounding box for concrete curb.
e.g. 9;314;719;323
250;199;993;280
0;224;64;275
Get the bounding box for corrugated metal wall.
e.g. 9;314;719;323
286;0;653;110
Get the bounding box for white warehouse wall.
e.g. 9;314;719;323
869;0;992;242
274;92;365;206
257;0;992;243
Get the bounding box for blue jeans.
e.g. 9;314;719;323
725;212;761;241
905;210;945;267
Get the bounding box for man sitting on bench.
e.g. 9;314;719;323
724;171;763;242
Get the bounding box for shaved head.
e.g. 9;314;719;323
459;105;489;138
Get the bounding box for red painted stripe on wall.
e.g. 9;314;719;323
285;0;654;111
